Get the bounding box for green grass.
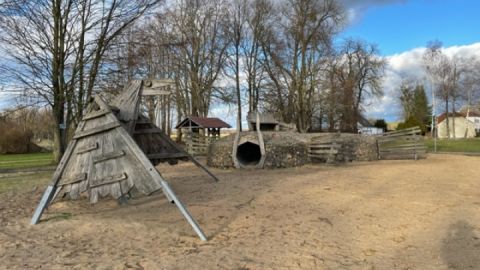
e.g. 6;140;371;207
425;138;480;153
0;152;55;170
0;171;52;193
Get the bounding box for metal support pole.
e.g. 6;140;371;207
31;185;56;225
157;177;207;241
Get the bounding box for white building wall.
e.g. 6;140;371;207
466;116;480;131
437;117;476;138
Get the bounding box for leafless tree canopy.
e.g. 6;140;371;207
1;0;398;158
0;0;161;161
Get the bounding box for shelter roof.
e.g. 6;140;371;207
175;116;231;129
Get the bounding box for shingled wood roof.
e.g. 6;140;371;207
175;116;231;129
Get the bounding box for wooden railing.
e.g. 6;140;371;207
308;139;340;164
185;133;218;156
376;126;426;160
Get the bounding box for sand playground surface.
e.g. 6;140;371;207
1;154;480;269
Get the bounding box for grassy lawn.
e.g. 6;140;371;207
0;152;55;170
0;171;52;193
425;138;480;153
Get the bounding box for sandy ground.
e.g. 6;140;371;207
1;154;480;269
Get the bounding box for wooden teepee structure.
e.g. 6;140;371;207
31;80;214;241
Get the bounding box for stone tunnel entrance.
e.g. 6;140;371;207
236;141;262;167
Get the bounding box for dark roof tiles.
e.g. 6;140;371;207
176;116;231;129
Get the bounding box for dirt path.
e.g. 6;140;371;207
1;154;480;269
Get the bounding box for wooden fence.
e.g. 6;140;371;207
185;133;217;156
309;140;340;164
376;126;426;160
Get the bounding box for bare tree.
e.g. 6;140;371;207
163;0;230;117
259;0;345;132
331;39;386;132
0;0;161;161
224;0;248;131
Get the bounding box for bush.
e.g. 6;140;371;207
397;116;426;135
0;121;35;154
374;119;388;132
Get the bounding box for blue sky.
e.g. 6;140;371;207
342;0;480;55
2;0;480;125
337;0;480;122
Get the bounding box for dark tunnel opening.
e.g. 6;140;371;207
236;141;262;166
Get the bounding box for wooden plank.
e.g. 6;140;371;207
60;173;87;186
380;149;426;154
31;104;95;224
92;150;126;164
378;136;422;143
136;118;151;124
378;126;421;136
110;80;142;134
73;122;121;139
76;142;98;154
110;106;120;113
95;96;208;240
380;146;427;151
256;112;266;169
379;128;421;136
309;145;340;149
83;109;110;120
147;153;189;160
90;173;128;188
378;130;421;139
142;89;172;96
309;149;339;154
134;128;162;134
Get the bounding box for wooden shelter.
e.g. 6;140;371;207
176;116;231;138
176;116;231;155
31;80;218;241
247;111;279;131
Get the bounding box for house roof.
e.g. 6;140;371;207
175;116;231;129
437;111;480;124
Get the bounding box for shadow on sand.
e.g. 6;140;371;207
441;220;480;269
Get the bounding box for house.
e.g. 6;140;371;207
436;112;477;138
459;107;480;134
357;115;384;135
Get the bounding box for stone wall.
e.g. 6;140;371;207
207;132;309;169
207;132;379;169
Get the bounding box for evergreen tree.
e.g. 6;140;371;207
412;85;432;130
374;119;387;132
398;83;431;133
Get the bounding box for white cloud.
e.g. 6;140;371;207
364;42;480;121
341;0;407;24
